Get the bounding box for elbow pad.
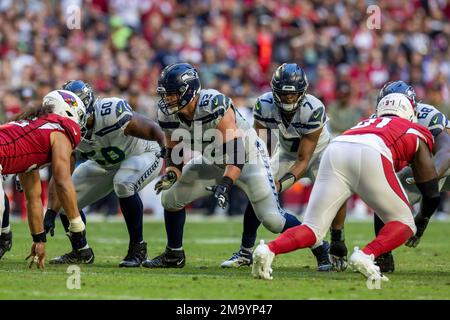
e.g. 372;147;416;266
416;178;441;219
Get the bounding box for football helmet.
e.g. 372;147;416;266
376;93;417;123
62;80;95;134
377;81;417;107
271;63;309;113
157;63;201;116
42;90;87;127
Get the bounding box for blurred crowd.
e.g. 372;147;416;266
0;0;449;218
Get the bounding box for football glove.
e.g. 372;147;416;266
206;177;233;209
155;171;178;195
44;209;58;237
329;240;348;272
405;214;430;248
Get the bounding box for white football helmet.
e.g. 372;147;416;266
376;93;417;123
42;90;87;128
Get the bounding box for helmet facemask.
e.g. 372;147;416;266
273;86;307;113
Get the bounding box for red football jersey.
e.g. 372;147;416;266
342;116;434;171
0;113;81;174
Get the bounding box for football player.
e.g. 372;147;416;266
329;81;450;272
221;63;342;271
0;193;11;260
0;90;88;269
142;62;304;268
43;80;164;267
252;93;440;281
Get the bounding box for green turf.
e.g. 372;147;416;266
0;219;449;299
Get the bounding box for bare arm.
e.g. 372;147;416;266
19;170;43;235
432;128;450;179
412;139;438;183
217;108;243;183
124;111;165;147
289;128;322;179
50;132;80;220
47;152;76;213
277;128;322;192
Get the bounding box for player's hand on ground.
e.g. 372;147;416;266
155;171;178;194
205;177;233;209
26;242;46;269
44;209;58;237
329;240;348;271
405;214;430;248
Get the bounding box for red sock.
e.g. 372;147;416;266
268;225;317;255
362;221;413;258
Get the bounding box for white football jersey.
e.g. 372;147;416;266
253;92;331;154
158;89;252;162
77;97;160;168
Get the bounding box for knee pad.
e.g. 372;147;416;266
261;214;285;233
161;190;184;211
114;181;136;198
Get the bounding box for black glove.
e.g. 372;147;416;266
206;176;233;209
405;214;430;248
155;171;178;195
157;146;168;159
43;209;58;237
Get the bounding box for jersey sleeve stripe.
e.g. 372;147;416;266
253;114;278;124
158;121;180;129
197;108;225;123
95;114;132;137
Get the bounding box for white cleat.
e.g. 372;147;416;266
252;240;275;280
349;247;389;282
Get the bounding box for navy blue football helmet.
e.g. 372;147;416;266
157;63;201;116
377;81;418;107
271;63;309;113
62;80;95;135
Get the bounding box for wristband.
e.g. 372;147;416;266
278;172;296;193
32;232;47;243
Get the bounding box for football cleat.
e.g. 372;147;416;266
0;232;12;260
119;242;147;268
142;247;185;268
375;252;395;273
329;240;348;272
252;240;275;280
221;248;253;268
49;248;95;265
311;240;333;272
349;247;389;282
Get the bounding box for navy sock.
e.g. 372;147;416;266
164;208;186;249
281;212;302;232
2;195;10;229
119;194;144;244
241;203;260;249
60;211;87;250
374;213;384;236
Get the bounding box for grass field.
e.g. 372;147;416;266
0;219;449;300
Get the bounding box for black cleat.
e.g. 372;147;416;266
311;240;333;272
142;247;185;268
220;249;253;268
375;252;395;273
119;242;147;268
0;232;12;260
330;240;348;271
50;248;95;265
